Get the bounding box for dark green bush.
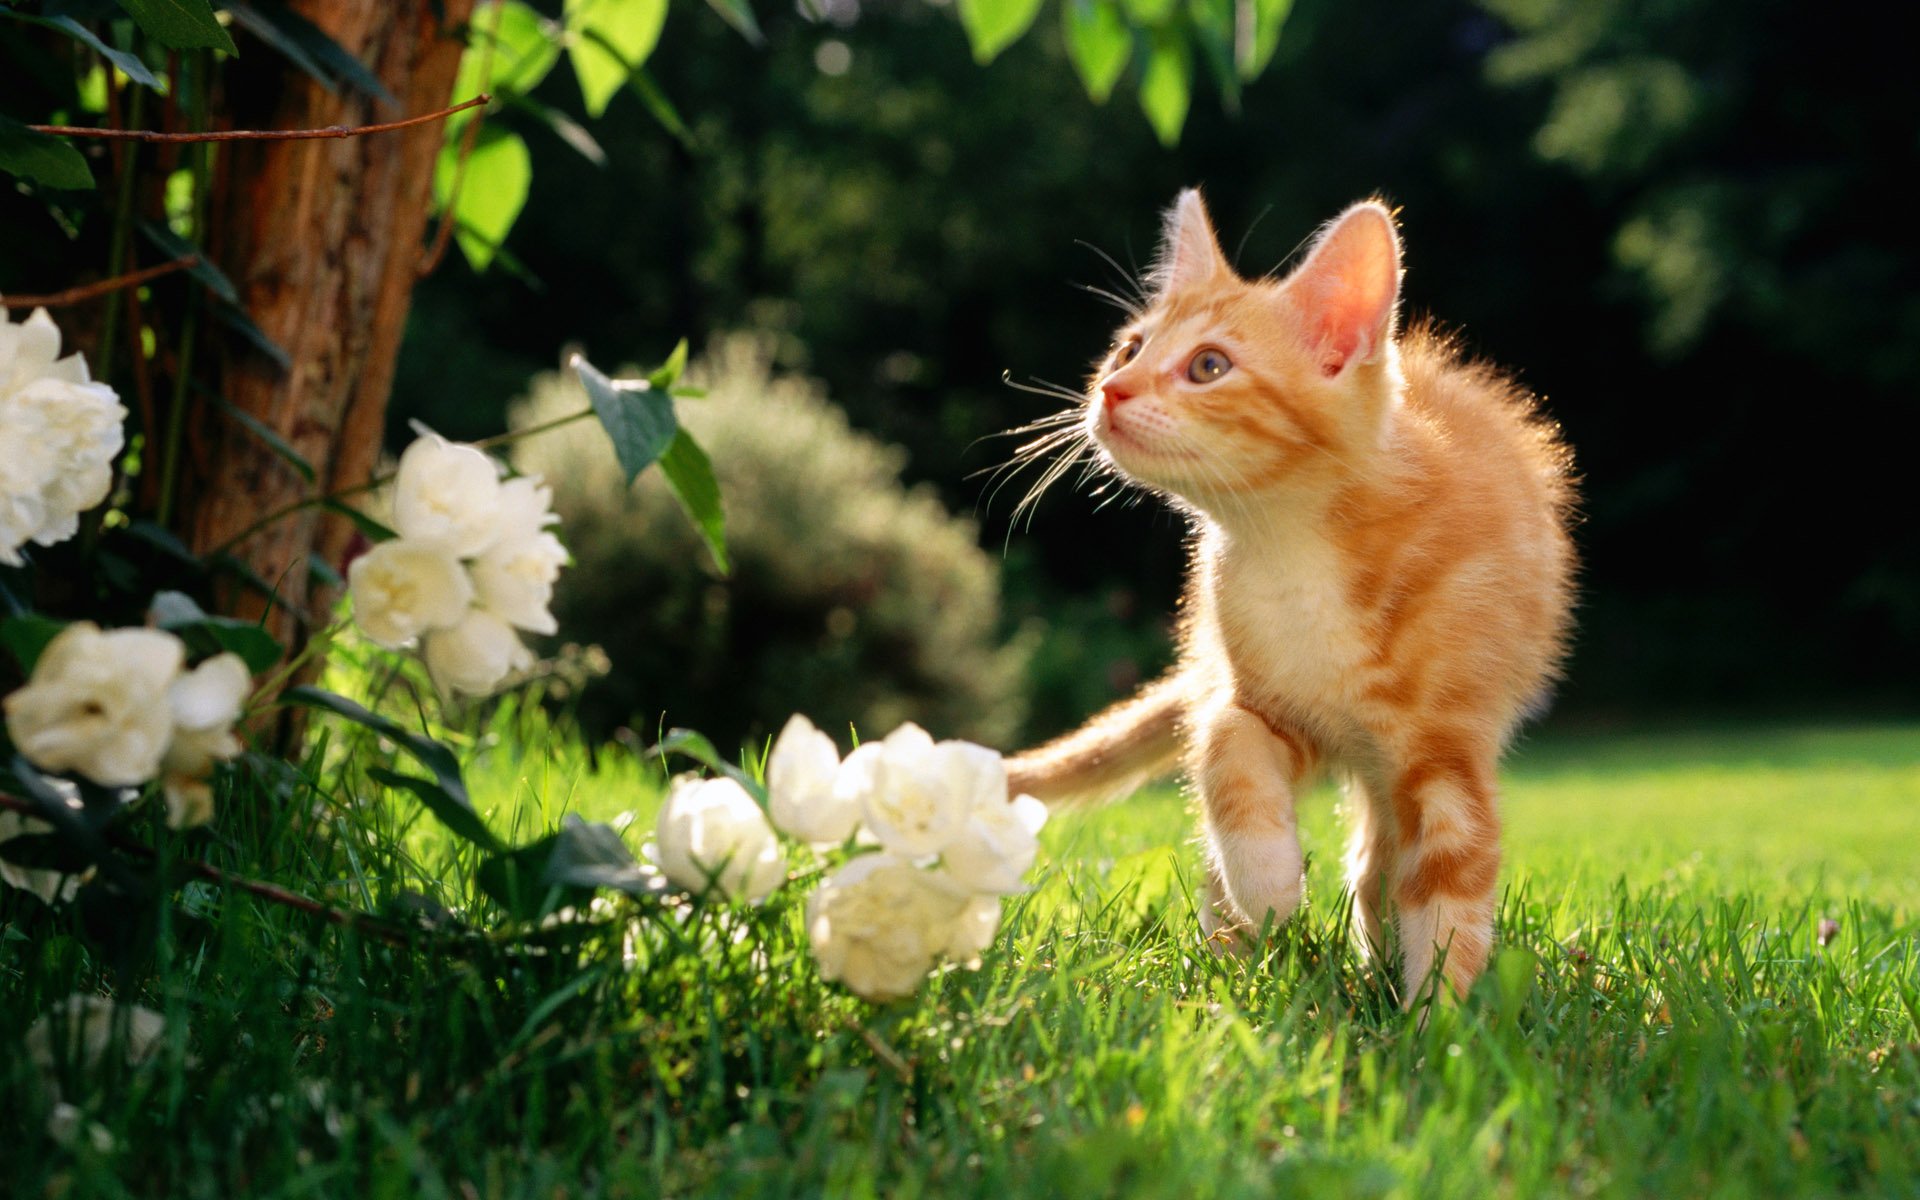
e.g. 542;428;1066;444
510;335;1033;752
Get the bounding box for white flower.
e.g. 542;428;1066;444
0;791;90;906
25;994;167;1075
3;623;183;786
471;529;567;635
766;714;860;845
654;775;786;902
391;434;504;558
155;651;250;830
850;723;1004;859
805;854;973;1002
45;1102;115;1152
0;307;125;566
347;539;473;648
942;893;1003;964
164;653;249;777
421;608;533;699
940;793;1049;895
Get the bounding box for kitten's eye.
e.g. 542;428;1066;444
1187;348;1232;383
1114;336;1142;366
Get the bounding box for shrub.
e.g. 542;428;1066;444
509;335;1032;752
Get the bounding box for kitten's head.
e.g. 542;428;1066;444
1086;190;1404;505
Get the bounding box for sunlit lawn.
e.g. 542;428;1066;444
8;718;1917;1198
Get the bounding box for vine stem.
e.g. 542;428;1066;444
208;406;602;557
1;256;200;309
0;792;417;949
29;94;491;144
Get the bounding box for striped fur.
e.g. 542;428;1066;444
1006;191;1577;1002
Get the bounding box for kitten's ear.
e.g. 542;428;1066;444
1152;188;1231;295
1287;201;1402;376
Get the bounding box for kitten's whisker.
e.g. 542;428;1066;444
1071;281;1142;317
1003;376;1090;406
1076;239;1152;308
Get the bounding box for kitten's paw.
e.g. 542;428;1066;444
1215;828;1305;934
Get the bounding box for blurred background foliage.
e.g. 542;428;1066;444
375;0;1912;744
511;335;1033;747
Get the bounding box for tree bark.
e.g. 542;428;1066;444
185;0;476;652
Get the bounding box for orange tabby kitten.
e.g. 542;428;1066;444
1007;190;1576;1003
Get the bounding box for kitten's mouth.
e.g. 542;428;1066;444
1094;405;1192;463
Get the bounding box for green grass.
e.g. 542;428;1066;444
5;714;1918;1198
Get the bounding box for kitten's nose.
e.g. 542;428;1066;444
1101;380;1135;407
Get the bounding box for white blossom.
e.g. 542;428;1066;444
849;723;1004;859
941;893;1004;964
391;434;505;557
654;775;786;902
160;653;250;830
347;538;473;648
0;794;90;906
0;307;125;565
25;994;167;1075
805;854;973;1002
940;793;1049;894
3;623;183;786
470;528;567;635
421;607;533;699
766;714;860;846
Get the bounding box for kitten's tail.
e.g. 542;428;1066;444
1005;671;1189;806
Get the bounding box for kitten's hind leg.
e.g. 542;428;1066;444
1192;702;1310;941
1341;774;1396;964
1389;742;1502;1005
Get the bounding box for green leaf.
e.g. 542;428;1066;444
1241;0;1291;79
1138;28;1192;146
225;1;396;102
0;615;69;674
150;590;284;673
1121;0;1173;23
701;0;761;45
5;13;165;90
504;93;606;165
284;687;475;829
657;429;729;574
453;0;561;110
138;221;236;302
476;832;576;920
1062;0;1131;104
434;127;531;272
648;728;762;801
0;831;98;874
0;116;94;190
2;755;138;892
572;354;677;483
646;338;688;391
368;767;504;852
214;395;315;483
543;814;664;895
955;0;1045;64
114;0;237;53
475;816;661;919
139;221;294;368
1185;0;1239;106
320;498;397;543
626;66;693;148
567;0;667;118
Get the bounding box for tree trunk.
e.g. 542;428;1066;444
185;0;476;656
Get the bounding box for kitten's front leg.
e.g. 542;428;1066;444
1191;702;1310;941
1389;745;1502;1004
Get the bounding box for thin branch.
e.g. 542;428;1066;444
1;257;200;311
0;791;416;948
420;7;503;277
29;94;491;145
